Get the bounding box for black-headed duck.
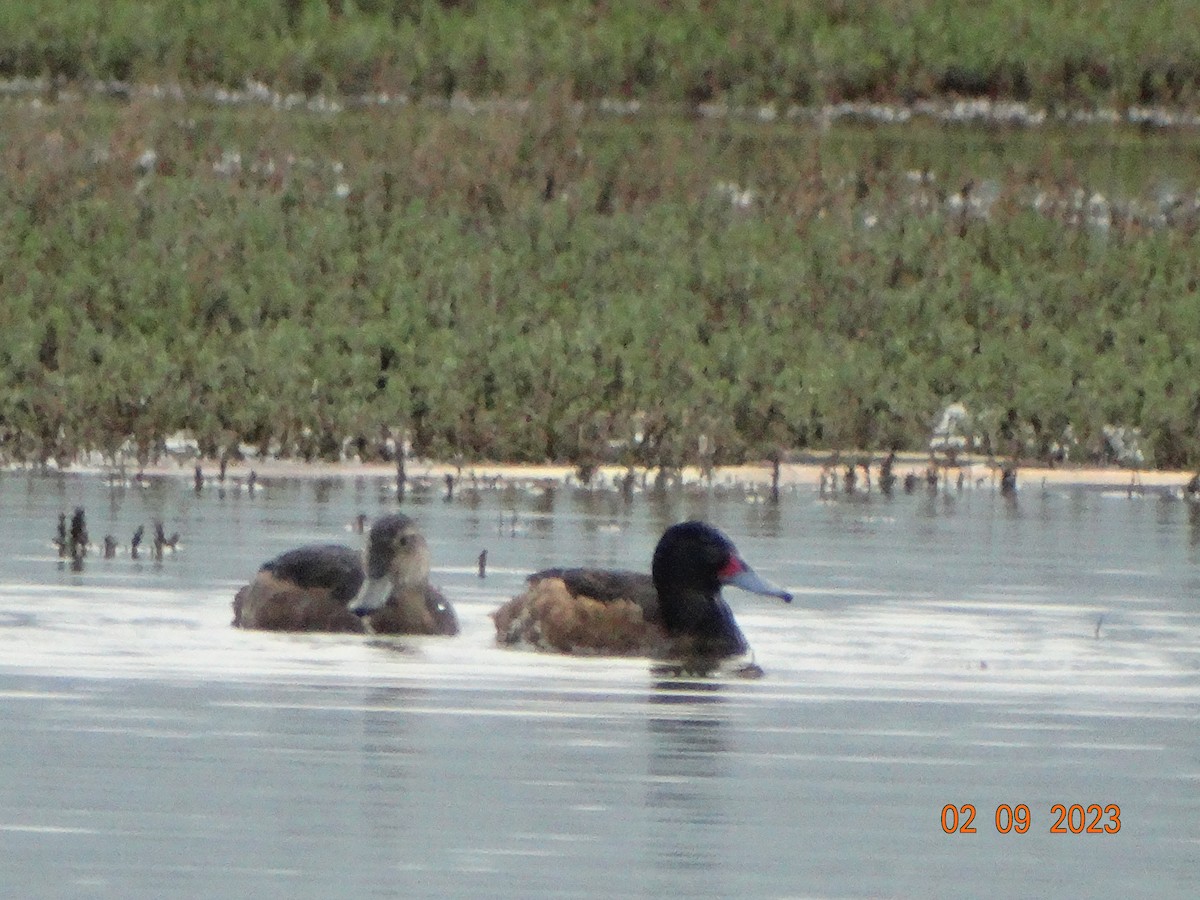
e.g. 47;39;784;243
232;513;458;635
492;521;791;667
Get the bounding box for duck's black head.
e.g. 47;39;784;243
651;521;792;640
652;522;737;596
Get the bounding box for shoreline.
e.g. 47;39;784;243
17;455;1196;492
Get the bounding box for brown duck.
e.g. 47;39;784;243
233;513;458;635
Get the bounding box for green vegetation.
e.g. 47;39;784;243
1;94;1198;471
4;1;1200;109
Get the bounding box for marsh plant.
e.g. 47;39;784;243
1;90;1199;471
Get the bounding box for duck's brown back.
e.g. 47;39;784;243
529;568;661;623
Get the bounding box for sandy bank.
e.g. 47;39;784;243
41;454;1199;493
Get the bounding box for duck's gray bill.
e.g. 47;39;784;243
724;567;793;603
349;576;392;616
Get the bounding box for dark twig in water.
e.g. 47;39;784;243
621;468;636;502
478;549;487;579
396;448;407;503
1000;462;1018;497
131;525;144;560
1095;615;1104;639
54;513;68;557
69;507;88;563
103;535;117;559
151;522;179;559
1185;472;1200;500
879;450;897;495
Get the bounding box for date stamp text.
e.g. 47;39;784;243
941;803;1121;834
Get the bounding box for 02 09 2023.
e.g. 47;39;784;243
941;803;1121;834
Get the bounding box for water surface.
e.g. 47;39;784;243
1;471;1197;897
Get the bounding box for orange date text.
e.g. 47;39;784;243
940;804;1120;834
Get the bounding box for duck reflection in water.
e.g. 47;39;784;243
645;680;732;881
232;513;458;635
491;521;792;675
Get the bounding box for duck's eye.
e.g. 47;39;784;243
398;536;409;547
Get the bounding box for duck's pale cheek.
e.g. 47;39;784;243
349;577;391;615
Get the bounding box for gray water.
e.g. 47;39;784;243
1;470;1197;898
